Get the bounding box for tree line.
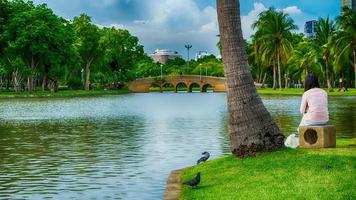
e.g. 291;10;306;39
0;0;225;93
0;0;149;92
1;1;355;93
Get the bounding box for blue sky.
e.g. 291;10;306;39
32;0;342;58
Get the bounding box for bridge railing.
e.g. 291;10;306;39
132;75;226;81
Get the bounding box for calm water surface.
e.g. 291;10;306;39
0;93;355;199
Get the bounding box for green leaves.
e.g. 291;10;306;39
73;14;101;63
99;27;144;82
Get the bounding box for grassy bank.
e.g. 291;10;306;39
181;138;356;200
149;87;356;96
257;88;356;96
0;89;129;98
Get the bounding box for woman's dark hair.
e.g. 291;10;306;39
304;73;320;91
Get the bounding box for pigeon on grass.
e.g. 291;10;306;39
197;152;210;164
183;172;201;188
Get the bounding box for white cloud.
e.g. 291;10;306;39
97;23;128;30
133;20;150;24
241;3;303;40
241;3;268;40
106;0;221;56
282;6;302;15
59;0;302;55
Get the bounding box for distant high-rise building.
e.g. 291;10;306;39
342;0;356;11
342;0;350;9
304;20;317;39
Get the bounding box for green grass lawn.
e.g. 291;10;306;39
257;88;356;96
0;89;129;98
181;138;356;200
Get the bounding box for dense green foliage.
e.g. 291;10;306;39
249;7;356;90
0;0;146;92
0;1;355;93
181;138;356;200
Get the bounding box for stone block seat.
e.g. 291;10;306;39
299;125;336;148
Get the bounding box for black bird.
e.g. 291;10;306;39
197;152;210;164
183;172;201;188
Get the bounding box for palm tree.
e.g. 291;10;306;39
315;17;336;91
288;41;323;80
335;7;356;88
216;0;284;156
252;9;297;90
251;34;276;87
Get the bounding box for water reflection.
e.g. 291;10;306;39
0;93;355;199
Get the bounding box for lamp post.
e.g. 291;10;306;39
81;68;84;85
199;63;202;81
160;64;163;79
205;66;208;76
185;44;192;70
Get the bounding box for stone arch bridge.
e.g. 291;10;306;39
128;75;261;93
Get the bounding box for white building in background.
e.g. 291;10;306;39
150;49;182;64
195;51;211;60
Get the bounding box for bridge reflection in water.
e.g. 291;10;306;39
128;75;262;93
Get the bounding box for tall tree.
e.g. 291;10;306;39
252;9;297;90
39;18;75;91
0;0;10;54
5;2;66;92
335;7;356;88
315;17;336;91
100;27;144;82
216;0;284;156
72;14;101;91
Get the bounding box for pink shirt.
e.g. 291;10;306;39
300;88;329;123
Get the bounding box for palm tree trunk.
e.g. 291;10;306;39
277;52;282;90
217;0;284;157
284;73;289;89
272;63;277;90
258;70;263;83
261;72;267;87
325;57;333;92
354;50;356;88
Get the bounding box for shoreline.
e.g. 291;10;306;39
149;88;356;96
256;88;356;96
0;88;355;99
0;89;130;99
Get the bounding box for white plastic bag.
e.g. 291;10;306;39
284;134;299;148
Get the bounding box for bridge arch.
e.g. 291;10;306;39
150;82;162;92
202;83;213;92
188;83;200;92
175;82;188;92
163;82;174;92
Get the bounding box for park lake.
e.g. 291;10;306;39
0;93;355;199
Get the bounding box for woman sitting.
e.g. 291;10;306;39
299;73;329;127
285;74;329;148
